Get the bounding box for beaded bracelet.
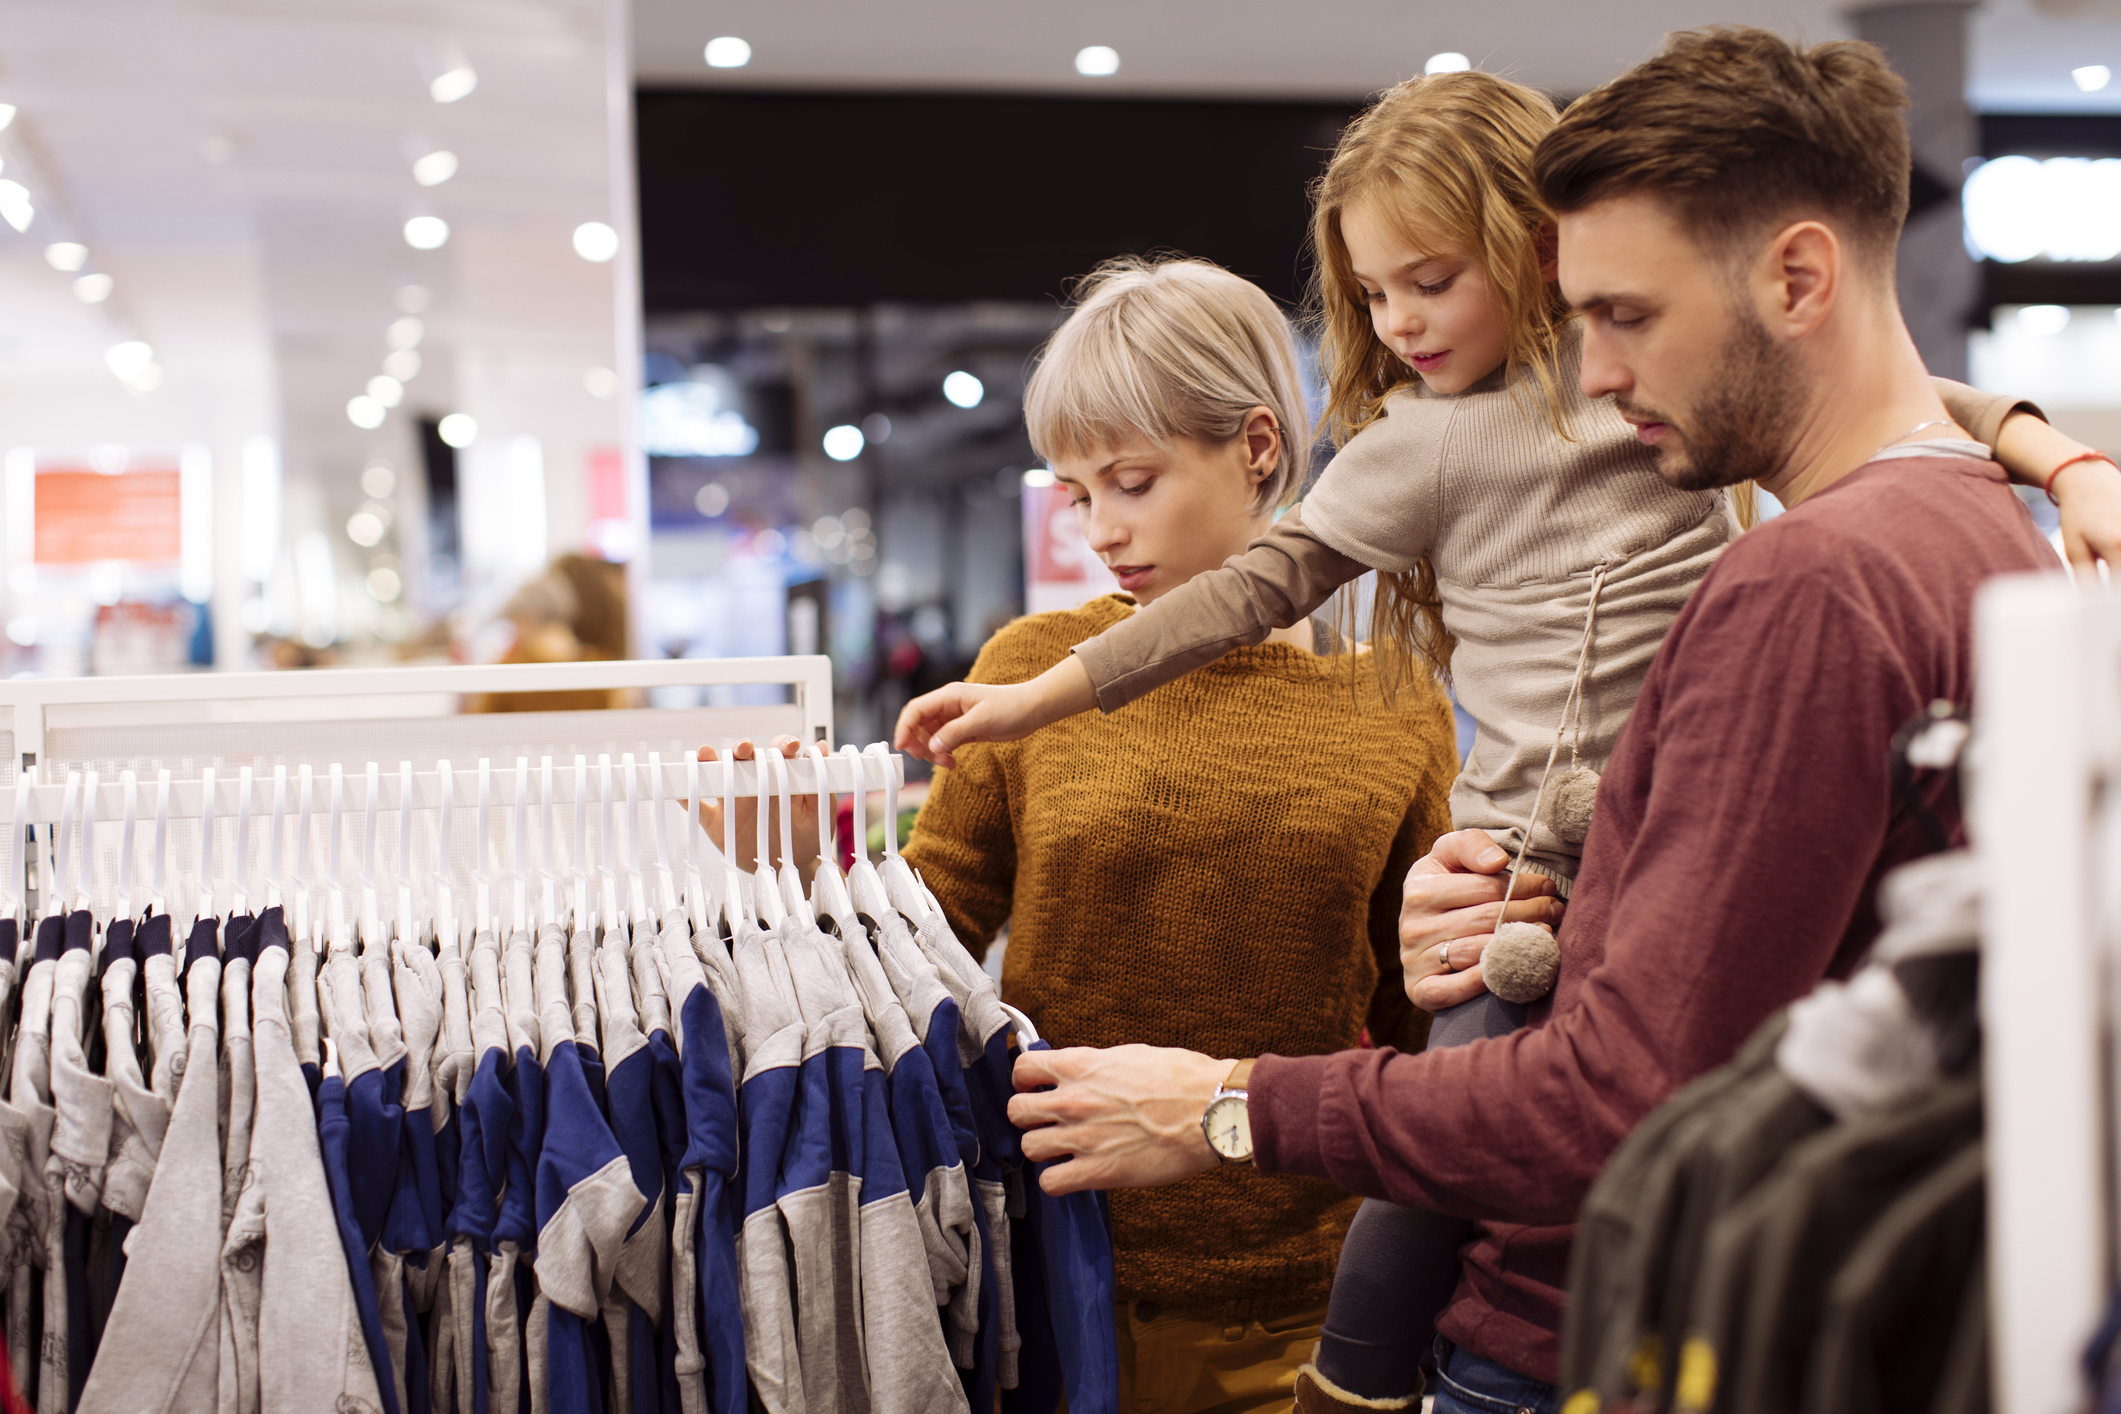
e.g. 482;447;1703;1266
2045;450;2120;506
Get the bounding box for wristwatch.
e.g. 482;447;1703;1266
1202;1059;1257;1165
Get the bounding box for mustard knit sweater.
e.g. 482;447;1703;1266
905;594;1460;1323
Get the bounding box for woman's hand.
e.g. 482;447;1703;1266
895;658;1098;768
693;737;822;876
1399;830;1564;1011
1993;410;2121;578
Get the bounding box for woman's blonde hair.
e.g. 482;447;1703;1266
1023;255;1310;513
1311;71;1572;684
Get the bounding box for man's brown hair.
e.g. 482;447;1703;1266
1533;26;1912;266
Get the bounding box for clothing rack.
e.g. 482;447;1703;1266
1976;575;2121;1414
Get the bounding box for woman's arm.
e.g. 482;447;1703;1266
1934;378;2121;575
896;507;1367;766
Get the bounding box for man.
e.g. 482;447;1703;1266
1001;26;2077;1413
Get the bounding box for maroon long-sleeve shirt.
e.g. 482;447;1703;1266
1250;451;2058;1382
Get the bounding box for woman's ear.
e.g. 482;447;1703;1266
1536;223;1560;284
1242;406;1281;480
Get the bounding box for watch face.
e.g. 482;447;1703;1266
1204;1094;1252;1161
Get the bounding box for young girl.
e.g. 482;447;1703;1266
897;71;2113;1412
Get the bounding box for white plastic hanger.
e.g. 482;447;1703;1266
397;762;416;945
51;770;79;922
231;765;254;919
512;757;531;936
716;750;752;932
597;754;620;936
540;757;558;931
648;752;679;920
474;758;495;938
360;761;381;947
768;750;815;928
751;748;785;929
4;773;30;929
77;767;100;916
293;766;313;941
683;753;710;936
868;743;929;921
804;742;856;927
571;756;590;932
150;767;172;923
436;759;457;950
197;765;217;929
622;752;649;926
325;762;349;951
266;765;287;912
841;745;892;920
115;771;139;925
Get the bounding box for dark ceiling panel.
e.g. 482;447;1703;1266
636;88;1358;312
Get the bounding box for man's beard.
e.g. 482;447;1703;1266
1618;310;1802;492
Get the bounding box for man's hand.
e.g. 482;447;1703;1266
1993;410;2121;579
693;737;819;874
1008;1044;1231;1196
895;657;1098;768
1399;830;1564;1011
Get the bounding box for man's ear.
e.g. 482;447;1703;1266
1242;406;1281;480
1755;220;1840;339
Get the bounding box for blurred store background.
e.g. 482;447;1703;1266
0;0;2113;746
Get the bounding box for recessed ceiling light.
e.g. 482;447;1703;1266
0;106;16;131
1425;52;1471;74
1022;467;1056;488
413;150;459;187
383;349;421;381
0;180;33;234
346;511;385;547
73;273;113;304
361;463;396;498
431;66;477;104
2017;304;2072;336
822;425;865;461
705;36;752;69
1075;46;1120;77
347;395;386;429
942;371;984;408
387;316;425;350
44;242;86;272
367;375;405;408
584;366;618;399
572;221;619;262
404;216;449;250
2075;64;2113;92
437;413;478;448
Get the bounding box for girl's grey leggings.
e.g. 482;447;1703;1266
1312;990;1528;1399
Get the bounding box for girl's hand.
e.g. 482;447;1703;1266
1398;830;1564;1012
694;737;822;876
1992;411;2121;578
895;658;1098;768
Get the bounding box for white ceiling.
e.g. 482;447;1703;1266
633;0;2121;111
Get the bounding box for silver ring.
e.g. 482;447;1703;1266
1440;940;1452;970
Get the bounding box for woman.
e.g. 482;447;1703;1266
902;256;1459;1414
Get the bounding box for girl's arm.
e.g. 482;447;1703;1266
1934;378;2121;575
897;507;1366;766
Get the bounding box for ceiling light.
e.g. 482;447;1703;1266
367;566;402;601
695;483;730;517
412;150;459;187
367;374;405;408
1075;46;1120;77
1965;155;2121;263
106;342;161;392
2075;64;2112;92
584;366;617;399
705;36;752;68
572;221;619;262
404;216;449;250
1425;52;1471;74
0;106;15;131
1023;467;1056;488
387;315;425;350
347;395;386;429
73;273;113;304
942;371;984;408
437;412;477;448
44;242;85;272
0;180;32;234
383;349;421;381
346;511;385;547
2017;304;2072;336
361;463;396;497
431;66;477;104
822;424;865;461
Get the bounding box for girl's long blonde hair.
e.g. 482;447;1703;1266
1311;71;1573;686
